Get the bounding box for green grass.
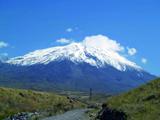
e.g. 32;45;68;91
107;78;160;120
0;87;85;119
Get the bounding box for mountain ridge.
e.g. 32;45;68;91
0;42;156;93
7;42;141;72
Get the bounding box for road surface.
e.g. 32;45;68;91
43;109;90;120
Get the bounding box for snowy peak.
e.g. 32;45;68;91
7;42;142;71
1;35;155;93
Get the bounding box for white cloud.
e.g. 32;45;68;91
141;58;147;64
82;35;124;52
0;41;8;48
66;28;73;32
79;35;141;69
55;35;141;68
56;38;72;44
127;47;137;56
0;53;8;56
0;53;9;62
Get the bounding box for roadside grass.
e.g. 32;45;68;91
0;87;85;119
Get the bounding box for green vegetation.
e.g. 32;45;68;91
59;90;111;103
0;87;85;119
108;78;160;120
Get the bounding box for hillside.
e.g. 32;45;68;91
108;78;160;120
0;87;85;119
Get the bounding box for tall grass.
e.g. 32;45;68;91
0;87;85;119
108;78;160;120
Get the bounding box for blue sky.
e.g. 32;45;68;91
0;0;159;75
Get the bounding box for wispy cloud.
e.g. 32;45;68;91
0;53;9;62
0;41;8;48
127;47;137;56
141;58;147;64
66;28;73;32
0;53;8;56
56;38;72;44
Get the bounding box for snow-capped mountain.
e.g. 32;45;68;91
0;42;155;93
7;42;141;71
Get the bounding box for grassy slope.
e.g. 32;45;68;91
0;87;85;119
108;78;160;120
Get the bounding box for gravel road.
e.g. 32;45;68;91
42;109;89;120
